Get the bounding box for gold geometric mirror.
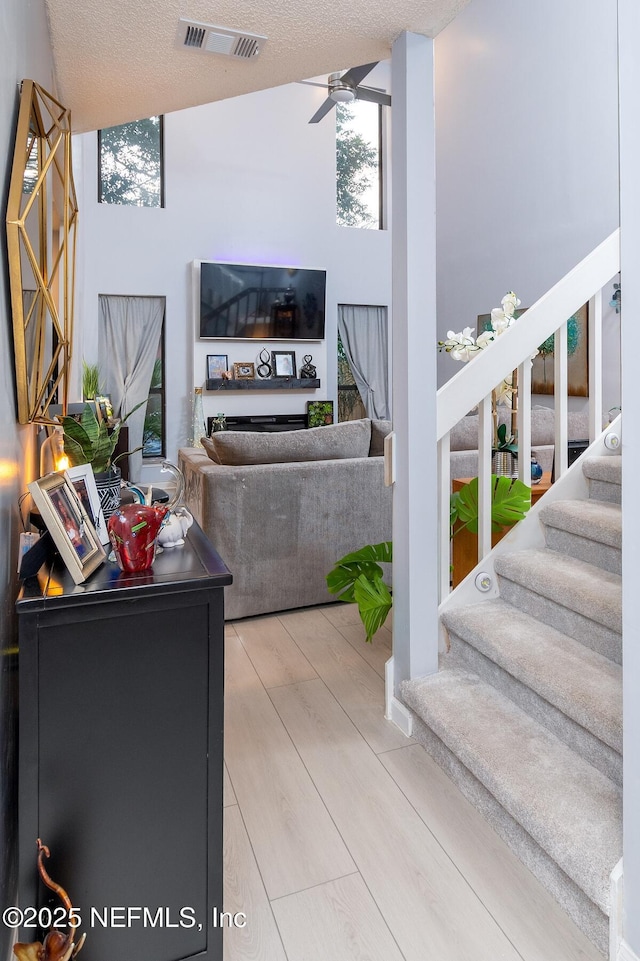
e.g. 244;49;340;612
6;80;78;424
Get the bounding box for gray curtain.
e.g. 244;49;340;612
337;304;390;419
98;295;164;480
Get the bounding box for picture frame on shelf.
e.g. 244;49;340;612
27;473;106;584
271;351;296;378
233;362;255;380
94;394;114;423
306;400;334;428
207;354;229;380
64;463;109;546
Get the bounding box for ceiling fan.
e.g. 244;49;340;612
301;62;391;123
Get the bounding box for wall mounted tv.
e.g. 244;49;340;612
199;261;326;340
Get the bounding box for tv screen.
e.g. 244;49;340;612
199;262;326;340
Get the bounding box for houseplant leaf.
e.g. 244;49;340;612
352;573;393;643
326;541;392;602
454;475;531;534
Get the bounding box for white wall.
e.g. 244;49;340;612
75;70;392;481
434;0;620;417
0;0;56;953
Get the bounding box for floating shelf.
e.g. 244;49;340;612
205;378;320;391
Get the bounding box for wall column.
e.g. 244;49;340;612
390;31;438;688
618;1;640;956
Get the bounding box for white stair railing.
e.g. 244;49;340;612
437;229;620;605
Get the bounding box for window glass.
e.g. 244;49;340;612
143;335;165;458
337;332;366;421
98;116;164;207
336;102;381;229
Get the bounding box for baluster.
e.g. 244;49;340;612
554;321;569;478
478;392;493;562
517;358;532;486
588;289;603;442
438;432;451;602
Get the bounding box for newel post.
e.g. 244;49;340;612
390;31;439;695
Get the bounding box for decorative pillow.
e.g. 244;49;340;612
369;419;392;456
202;419;372;466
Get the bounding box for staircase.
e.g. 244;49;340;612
401;454;622;957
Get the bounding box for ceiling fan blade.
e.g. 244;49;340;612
309;97;337;124
297;80;330;89
340;62;378;88
355;87;391;107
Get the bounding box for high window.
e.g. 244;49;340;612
336;102;382;229
98;117;164;207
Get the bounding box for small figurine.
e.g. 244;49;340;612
300;354;316;378
157;508;193;548
257;349;272;379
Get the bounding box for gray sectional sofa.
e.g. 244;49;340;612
450;406;590;478
178;418;393;620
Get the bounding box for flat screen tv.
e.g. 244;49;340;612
199;261;326;340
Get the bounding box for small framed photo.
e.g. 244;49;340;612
233;362;255;380
307;400;334;428
207;354;229;380
94;394;114;423
28;473;106;584
271;351;297;378
65;463;109;546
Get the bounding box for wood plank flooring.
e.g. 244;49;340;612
223;604;604;961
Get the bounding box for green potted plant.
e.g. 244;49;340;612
326;475;531;643
82;360;101;400
59;401;144;519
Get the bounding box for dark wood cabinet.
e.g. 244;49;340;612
16;523;232;961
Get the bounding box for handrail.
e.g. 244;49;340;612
437;230;620;440
436;228;620;608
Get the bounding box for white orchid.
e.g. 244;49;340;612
475;329;496;349
501;291;521;317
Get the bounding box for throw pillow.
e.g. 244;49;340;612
202;419;372;466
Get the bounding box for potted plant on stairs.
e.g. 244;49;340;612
59;402;145;521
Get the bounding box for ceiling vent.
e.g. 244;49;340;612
177;19;267;59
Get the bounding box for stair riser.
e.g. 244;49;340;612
544;527;621;575
588;478;621;505
497;577;622;664
406;711;609;956
448;632;622;785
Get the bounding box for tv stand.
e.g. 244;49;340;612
208;413;308;433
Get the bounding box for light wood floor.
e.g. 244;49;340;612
223;603;603;961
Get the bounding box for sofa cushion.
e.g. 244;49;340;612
370;419;392;456
202;418;372;466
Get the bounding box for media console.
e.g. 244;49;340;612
207;413;308;433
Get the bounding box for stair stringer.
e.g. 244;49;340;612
438;414;621;654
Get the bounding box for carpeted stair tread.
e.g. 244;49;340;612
494;548;621;634
539;499;621;549
442;599;622;751
400;668;622;913
582;455;621;485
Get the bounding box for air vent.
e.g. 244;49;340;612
177;19;267;59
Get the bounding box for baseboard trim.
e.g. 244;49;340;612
618;940;640;961
384;656;413;735
610;859;623;960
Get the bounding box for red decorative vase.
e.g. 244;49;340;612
107;503;169;573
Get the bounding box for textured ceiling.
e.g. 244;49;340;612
43;0;471;132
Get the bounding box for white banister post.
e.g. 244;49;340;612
618;0;640;955
554;322;569;479
391;31;438;685
517;358;532;486
477;394;493;560
588;290;603;442
438;433;451;603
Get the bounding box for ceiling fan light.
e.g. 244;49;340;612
330;85;356;103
